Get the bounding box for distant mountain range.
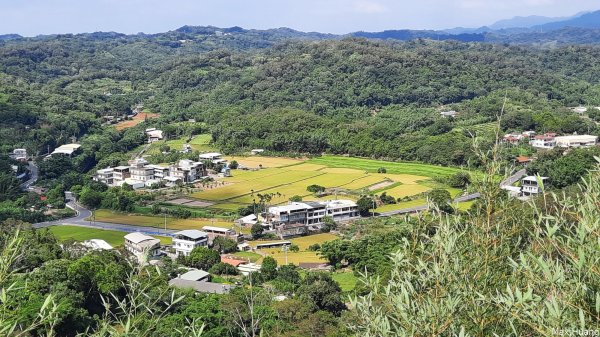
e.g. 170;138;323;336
1;9;600;46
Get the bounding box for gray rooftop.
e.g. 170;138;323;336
179;269;210;281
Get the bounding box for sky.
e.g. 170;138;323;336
0;0;599;36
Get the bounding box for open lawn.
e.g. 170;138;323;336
233;251;262;263
114;112;159;130
262;251;324;265
91;209;246;234
331;272;358;292
48;225;171;246
140;134;216;156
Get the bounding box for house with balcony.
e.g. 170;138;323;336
124;232;161;262
169;159;206;183
173;230;209;257
521;176;549;197
94;168;114;185
530;133;557;149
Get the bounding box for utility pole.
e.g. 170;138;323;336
164;212;167;232
282;245;289;265
372;199;375;217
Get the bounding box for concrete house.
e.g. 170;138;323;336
530;133;557;149
124;232;161;261
521;176;549;197
173;230;209;257
145;128;164;143
11;148;27;161
201;226;239;245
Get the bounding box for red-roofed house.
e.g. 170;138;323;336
221;256;247;267
516;156;533;165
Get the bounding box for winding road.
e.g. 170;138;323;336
33;192;176;237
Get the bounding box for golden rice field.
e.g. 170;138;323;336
249;233;338;265
188;155;467;209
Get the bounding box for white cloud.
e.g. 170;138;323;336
353;0;386;14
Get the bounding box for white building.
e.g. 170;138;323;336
199;152;227;164
124;232;161;261
440;110;458;118
570;106;588;114
169;159;205;182
268;199;359;228
521;176;549;197
554;135;598;149
250;149;265;155
237;263;262;276
50;144;82;157
94;168;114;185
530;133;557;149
82;239;113;251
173;230;209;257
130;158;154;182
12;148;27;161
145;128;164;143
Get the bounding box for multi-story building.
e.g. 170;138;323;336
129;158;154;182
94;168;114;185
173;230;209;257
112;166;130;185
148;164;170;180
267;200;359;229
169;159;205;182
124;232;161;262
521;176;549;196
530;133;557;149
202;226;240;245
11;148;27;161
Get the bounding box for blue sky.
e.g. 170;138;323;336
0;0;598;36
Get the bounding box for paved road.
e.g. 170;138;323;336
33;192;176;237
500;169;527;187
20;161;38;190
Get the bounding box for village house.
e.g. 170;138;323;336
172;230;209;257
145;128;164;143
11;148;27;161
201;226;240;245
515;156;533;166
530;133;557;149
124;232;161;261
521;176;549;197
199;152;227;164
266;200;359;232
169;159;206;183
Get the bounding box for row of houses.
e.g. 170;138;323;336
503;131;598;150
236;200;360;239
94;158;208;189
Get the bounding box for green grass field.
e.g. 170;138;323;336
91;209;246;234
48;225;172;246
331;272;358;292
140;134;216;156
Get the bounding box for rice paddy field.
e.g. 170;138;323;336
189;155;467;210
48;225;172;246
248;233;338;265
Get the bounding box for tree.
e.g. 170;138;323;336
260;256;278;281
229;160;239;169
212;236;238;254
289;244;300;252
377;167;387;173
306;184;326;193
297;272;346;316
289;195;303;202
187;247;220;270
448;172;471;188
251;223;264;240
356;196;375;216
209;262;239;275
0;173;22;202
78;187;103;209
427;188;453;213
